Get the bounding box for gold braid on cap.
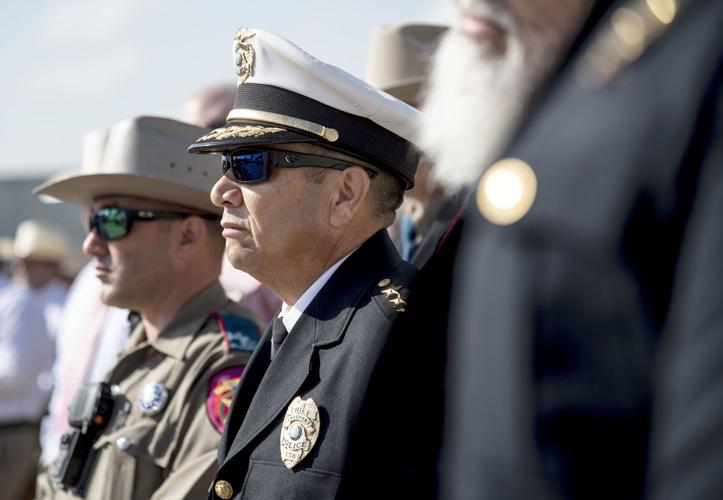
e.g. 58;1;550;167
234;27;256;84
196;125;286;142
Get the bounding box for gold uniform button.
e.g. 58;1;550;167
214;480;233;499
476;157;537;226
377;278;391;287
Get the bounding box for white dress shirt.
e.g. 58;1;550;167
0;283;56;423
278;251;355;333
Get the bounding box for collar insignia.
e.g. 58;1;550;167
378;278;407;312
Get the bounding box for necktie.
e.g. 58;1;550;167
270;316;289;360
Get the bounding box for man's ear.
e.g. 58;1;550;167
329;167;370;228
175;216;205;259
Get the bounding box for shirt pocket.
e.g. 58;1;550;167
240;459;342;499
90;420;168;500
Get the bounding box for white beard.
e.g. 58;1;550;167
419;6;580;193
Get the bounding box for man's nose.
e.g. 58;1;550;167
81;229;108;257
211;173;244;208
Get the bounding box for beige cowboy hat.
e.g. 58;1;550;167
365;23;448;107
38;128;109;205
13;220;73;262
35;116;222;215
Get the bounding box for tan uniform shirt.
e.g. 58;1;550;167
37;282;260;500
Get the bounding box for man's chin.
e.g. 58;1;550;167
225;244;258;273
99;291;116;307
100;286;129;310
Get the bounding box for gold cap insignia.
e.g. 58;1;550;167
476;157;537;226
214;480;233;499
280;396;321;469
234;27;256;85
196;125;286;143
378;279;407;312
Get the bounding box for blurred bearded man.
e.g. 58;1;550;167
390;0;598;496
423;0;723;498
420;0;595;192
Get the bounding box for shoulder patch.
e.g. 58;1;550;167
207;366;244;433
213;311;260;352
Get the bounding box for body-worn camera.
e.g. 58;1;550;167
51;382;115;495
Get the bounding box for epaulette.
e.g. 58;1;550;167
577;0;692;87
212;311;260;352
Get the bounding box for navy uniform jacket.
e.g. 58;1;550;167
445;0;723;499
209;230;417;499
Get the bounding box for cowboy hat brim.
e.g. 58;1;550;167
33;172;222;215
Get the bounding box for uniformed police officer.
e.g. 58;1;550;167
34;116;261;500
432;0;723;498
188;28;421;499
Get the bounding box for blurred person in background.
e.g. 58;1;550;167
0;237;13;289
180;83;237;131
425;0;723;498
420;0;598;194
11;220;71;335
381;0;599;495
34;116;261;500
181;83;282;325
366;23;449;264
0;220;72;500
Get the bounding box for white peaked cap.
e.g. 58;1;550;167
189;27;422;188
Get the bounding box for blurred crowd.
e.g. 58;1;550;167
1;0;721;499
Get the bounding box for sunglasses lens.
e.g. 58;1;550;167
225;151;265;183
93;208;129;241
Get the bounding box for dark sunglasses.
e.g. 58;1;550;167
221;148;379;184
88;206;217;241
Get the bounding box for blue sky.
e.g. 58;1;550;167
0;0;453;177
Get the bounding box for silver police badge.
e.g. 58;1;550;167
280;396;320;469
138;382;169;416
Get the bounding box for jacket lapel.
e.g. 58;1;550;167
226;313;316;457
219;325;272;459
